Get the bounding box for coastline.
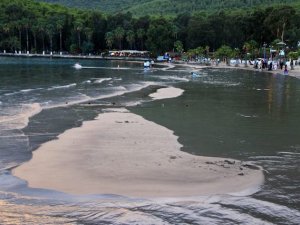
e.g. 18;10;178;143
1;55;298;224
0;52;149;62
172;61;300;79
1;53;299;79
13;87;264;198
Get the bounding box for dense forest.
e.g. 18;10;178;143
0;0;300;59
36;0;300;17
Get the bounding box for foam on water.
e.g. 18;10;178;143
93;78;112;84
152;75;190;82
278;151;300;155
236;113;258;118
219;196;300;224
47;83;77;90
161;64;176;71
202;80;241;86
79;66;139;70
0;103;42;130
0;182;297;225
4;88;44;96
82;80;92;84
255;88;271;91
40;82;159;110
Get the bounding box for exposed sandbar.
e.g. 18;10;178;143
149;87;184;100
13;109;263;197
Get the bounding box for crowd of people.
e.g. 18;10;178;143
252;58;298;75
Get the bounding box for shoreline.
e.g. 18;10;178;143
13;87;264;198
0;52;149;62
1;53;299;79
172;61;300;79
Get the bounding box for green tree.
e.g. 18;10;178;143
37;18;47;52
264;6;296;42
0;36;19;52
84;27;93;42
74;18;84;49
215;45;233;65
288;51;299;60
82;41;94;54
114;27;125;50
46;23;55;53
55;14;66;53
105;32;114;50
243;40;258;59
187;13;214;49
1;0;300;56
126;30;135;49
186;46;204;60
136;28;145;50
146;18;174;55
171;24;179;40
14;21;23;51
21;18;31;52
174;40;183;53
31;24;39;53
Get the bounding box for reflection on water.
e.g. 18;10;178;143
266;74;294;118
0;57;299;224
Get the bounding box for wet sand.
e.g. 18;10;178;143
13;88;264;198
149;87;184;100
170;61;300;79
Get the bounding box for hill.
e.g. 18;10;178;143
1;0;299;56
36;0;300;16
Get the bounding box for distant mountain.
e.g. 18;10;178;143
36;0;299;16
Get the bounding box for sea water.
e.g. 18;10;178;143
0;57;299;224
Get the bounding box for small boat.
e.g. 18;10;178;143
73;63;82;69
144;61;150;68
191;72;200;77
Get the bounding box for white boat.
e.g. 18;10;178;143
73;63;82;69
191;72;200;77
144;61;150;68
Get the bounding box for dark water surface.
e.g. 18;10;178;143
0;57;299;224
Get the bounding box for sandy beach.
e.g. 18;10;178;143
2;53;299;78
13;87;264;198
149;86;184;100
173;61;300;79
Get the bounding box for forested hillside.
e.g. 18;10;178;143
1;0;300;57
36;0;149;13
36;0;299;16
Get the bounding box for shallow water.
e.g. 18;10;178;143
0;57;299;224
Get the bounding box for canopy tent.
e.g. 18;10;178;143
108;50;149;58
276;41;286;46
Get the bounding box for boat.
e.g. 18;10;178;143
191;72;200;77
144;61;150;68
73;63;82;69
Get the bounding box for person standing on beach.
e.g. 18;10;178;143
268;61;273;71
280;59;284;70
284;65;288;75
254;59;258;69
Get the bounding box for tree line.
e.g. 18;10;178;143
0;0;299;58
